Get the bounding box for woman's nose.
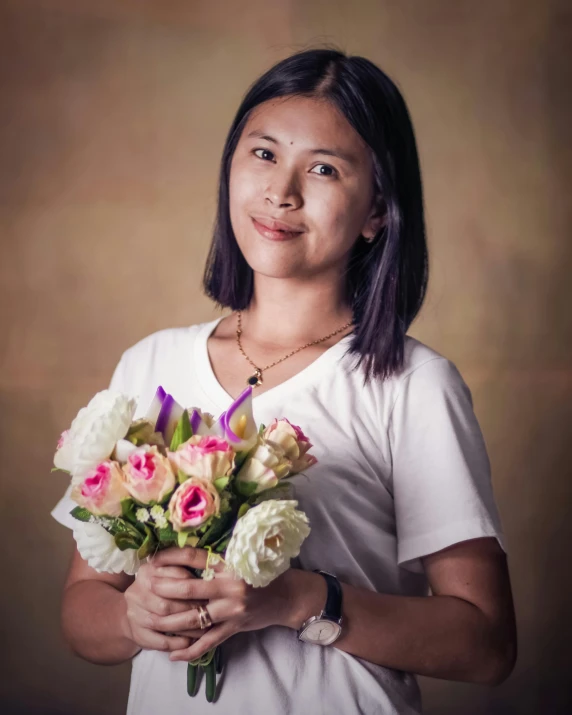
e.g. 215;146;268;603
264;171;302;209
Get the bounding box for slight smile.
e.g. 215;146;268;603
250;217;304;242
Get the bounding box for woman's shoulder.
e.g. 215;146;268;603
402;334;450;377
397;334;471;402
108;319;218;400
118;319;215;364
344;334;468;403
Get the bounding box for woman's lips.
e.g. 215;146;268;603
251;217;304;241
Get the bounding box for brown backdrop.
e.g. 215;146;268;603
1;1;571;713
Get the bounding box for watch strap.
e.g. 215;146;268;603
314;570;343;621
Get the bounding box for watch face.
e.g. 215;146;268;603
300;618;341;645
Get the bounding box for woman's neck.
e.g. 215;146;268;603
239;279;354;350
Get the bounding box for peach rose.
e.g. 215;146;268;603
263;419;318;473
235;441;292;495
122;446;176;504
71;460;129;517
168;477;220;532
169;435;234;482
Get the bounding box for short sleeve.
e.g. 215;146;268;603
388;356;506;574
50;353;130;530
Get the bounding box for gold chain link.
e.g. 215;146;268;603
236;310;354;386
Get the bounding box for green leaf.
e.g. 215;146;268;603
170;410;193;452
236;480;259;498
213;535;232;553
258;423;266;435
137;525;156;559
186;535;200;547
237;502;251;519
213;476;229;492
156;523;177;545
233;450;250;471
120;498;136;520
177;468;188;485
110;518;145;542
51;467;70;474
177;531;189;548
125;420;166;449
70;506;93;523
196;510;235;549
114;532;142;551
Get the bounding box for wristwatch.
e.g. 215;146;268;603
297;570;343;645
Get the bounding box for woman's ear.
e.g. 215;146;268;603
361;195;388;241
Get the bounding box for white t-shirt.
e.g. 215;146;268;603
51;317;506;715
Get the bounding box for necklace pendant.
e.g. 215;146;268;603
247;369;263;387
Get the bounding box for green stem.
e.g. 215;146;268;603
205;656;217;703
187;663;199;697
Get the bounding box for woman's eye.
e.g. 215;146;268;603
253;148;275;162
251;150;337;178
310;164;337;177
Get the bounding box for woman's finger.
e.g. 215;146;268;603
151;575;227;602
153;565;195;580
135;588;194;617
140;627;192;653
150;546;209;571
150;546;226;573
152;598;231;633
171;628;204;639
169;620;236;662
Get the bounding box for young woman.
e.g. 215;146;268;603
52;48;517;714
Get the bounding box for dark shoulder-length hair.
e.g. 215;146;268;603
203;48;429;384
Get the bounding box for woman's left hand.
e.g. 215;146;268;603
147;545;297;662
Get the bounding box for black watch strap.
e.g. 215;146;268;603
314;570;343;620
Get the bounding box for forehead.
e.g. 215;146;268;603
242;95;370;157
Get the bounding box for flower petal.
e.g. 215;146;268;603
223;387;258;451
144;386;167;426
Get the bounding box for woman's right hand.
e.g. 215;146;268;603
123;558;203;653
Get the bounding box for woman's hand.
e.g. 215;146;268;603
123;552;205;654
147;545;299;662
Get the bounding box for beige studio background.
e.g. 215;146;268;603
1;0;571;713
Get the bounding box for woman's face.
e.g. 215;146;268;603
229;95;382;281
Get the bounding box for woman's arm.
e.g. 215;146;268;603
285;536;517;686
60;545;196;665
155;537;516;686
60;547;140;665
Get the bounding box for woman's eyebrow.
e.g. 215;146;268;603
245;129;358;166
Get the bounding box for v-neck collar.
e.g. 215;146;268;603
193;317;354;413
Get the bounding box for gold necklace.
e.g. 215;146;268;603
236;310;354;387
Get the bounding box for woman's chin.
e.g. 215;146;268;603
244;255;306;279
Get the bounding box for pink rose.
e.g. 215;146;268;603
71;460;129;517
168;477;220;532
122;446;176;504
263;419;318;473
169;435;235;482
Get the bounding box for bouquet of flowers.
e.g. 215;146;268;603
52;384;315;702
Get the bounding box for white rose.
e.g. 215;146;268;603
224;500;310;587
54;430;74;472
54;390;137;487
235;441;292;495
72;521;142;575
